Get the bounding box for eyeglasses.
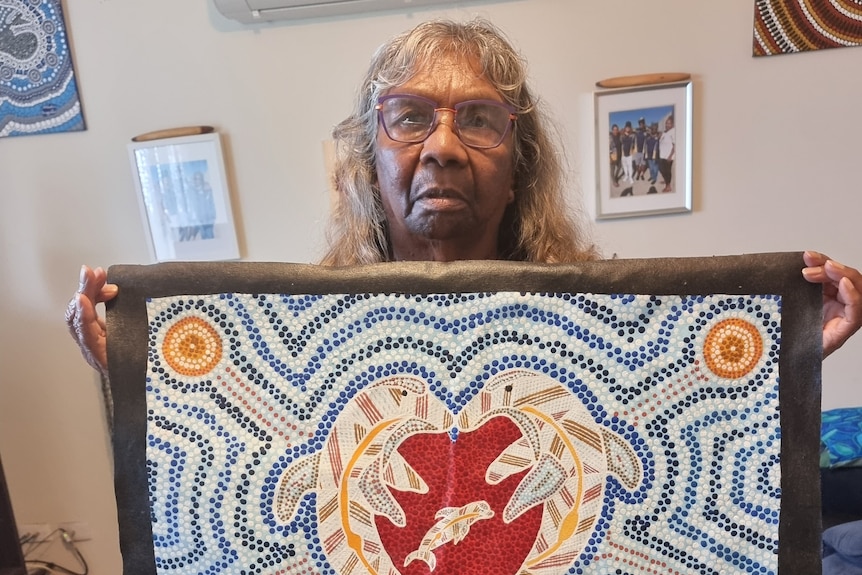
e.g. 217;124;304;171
376;94;517;150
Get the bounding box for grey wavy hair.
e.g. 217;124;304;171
320;18;598;265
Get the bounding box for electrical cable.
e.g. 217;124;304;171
23;528;88;575
19;528;59;557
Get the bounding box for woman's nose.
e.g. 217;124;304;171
420;110;469;164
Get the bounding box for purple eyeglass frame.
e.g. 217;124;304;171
375;93;517;149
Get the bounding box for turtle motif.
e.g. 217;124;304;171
275;369;643;575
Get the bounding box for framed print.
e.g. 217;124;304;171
128;133;240;262
595;81;692;220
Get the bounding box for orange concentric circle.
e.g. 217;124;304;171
703;318;763;379
162;317;223;376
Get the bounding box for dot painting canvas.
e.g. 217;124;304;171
0;0;86;137
753;0;862;57
105;254;823;575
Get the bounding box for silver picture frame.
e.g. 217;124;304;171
595;81;692;220
128;133;240;262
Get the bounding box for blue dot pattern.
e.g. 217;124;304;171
144;292;782;575
0;1;86;137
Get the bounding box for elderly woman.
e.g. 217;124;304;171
67;18;861;375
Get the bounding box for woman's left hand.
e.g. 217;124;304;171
802;251;862;358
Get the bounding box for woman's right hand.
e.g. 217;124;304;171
65;265;118;376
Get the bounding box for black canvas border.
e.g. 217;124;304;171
105;252;823;575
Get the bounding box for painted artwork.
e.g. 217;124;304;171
0;0;85;137
754;0;862;56
105;256;823;575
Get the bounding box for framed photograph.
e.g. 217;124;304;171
594;81;692;220
128;133;240;262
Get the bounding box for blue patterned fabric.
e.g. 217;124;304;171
822;408;862;468
0;0;85;137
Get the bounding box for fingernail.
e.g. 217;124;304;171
829;260;847;271
79;265;87;290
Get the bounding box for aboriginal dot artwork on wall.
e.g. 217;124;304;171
0;0;85;137
106;257;822;575
753;0;862;56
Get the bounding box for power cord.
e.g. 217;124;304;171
23;528;88;575
19;530;48;556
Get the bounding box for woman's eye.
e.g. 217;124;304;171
395;107;432;127
461;112;491;128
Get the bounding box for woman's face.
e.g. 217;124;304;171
373;54;515;261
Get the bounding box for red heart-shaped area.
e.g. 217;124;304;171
375;416;543;575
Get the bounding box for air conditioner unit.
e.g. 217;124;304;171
213;0;463;24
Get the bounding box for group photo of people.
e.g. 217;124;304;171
608;105;675;198
149;160;217;242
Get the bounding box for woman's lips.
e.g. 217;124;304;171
413;189;469;211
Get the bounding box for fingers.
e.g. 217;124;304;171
78;264;100;301
802;253;862;358
818;258;862;304
66;265;114;376
66;293;109;375
823;275;862;357
78;265;118;304
824;258;862;288
803;250;828;268
802;250;831;283
802;252;862;287
838;275;862;322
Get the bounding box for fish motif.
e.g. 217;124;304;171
478;370;643;571
274;369;644;575
274;375;434;528
275;374;442;575
404;500;495;572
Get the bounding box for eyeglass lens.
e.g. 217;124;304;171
377;95;514;149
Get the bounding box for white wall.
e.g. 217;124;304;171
1;1;860;572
